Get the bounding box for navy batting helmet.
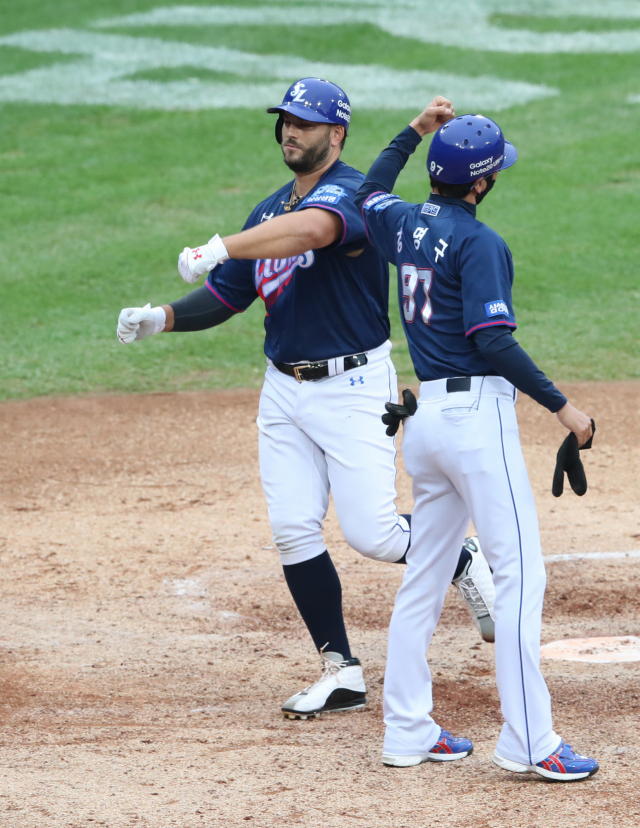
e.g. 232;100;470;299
267;78;351;144
426;115;517;186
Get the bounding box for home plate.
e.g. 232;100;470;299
540;636;640;663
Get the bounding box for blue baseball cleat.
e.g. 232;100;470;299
493;739;599;782
382;729;474;767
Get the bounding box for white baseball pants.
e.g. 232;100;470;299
257;340;410;566
383;376;559;766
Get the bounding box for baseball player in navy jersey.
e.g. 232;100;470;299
356;111;599;779
116;80;497;721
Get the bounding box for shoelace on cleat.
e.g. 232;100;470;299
299;649;344;695
320;653;344;679
456;577;490;616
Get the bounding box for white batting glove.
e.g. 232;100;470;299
178;234;229;283
117;303;166;344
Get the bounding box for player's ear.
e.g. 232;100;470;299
330;124;345;148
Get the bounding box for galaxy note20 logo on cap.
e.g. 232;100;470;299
484;300;509;317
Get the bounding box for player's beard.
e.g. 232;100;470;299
282;129;332;173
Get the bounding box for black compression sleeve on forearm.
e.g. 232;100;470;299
354;125;423;210
472;326;568;413
169;286;237;332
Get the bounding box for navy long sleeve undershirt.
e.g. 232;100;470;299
170;286;236;332
473;327;567;412
356;125;567;413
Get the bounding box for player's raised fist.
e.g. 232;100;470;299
117;304;166;344
177;234;230;283
410;96;455;138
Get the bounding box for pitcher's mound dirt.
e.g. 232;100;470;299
0;382;638;827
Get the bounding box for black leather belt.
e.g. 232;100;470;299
446;377;472;393
274;353;368;382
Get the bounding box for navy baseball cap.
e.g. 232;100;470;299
267;78;351;133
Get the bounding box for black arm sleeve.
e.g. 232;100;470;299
354;125;423;211
472;326;567;413
169;286;237;332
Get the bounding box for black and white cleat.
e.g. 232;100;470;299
281;652;366;719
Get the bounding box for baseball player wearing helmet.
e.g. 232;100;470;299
117;80;496;721
356;111;599;779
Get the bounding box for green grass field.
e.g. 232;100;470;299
1;0;639;400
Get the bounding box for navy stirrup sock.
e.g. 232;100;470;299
282;551;352;660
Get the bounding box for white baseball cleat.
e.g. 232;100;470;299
452;536;495;643
281;651;367;720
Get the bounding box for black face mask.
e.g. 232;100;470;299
474;175;496;205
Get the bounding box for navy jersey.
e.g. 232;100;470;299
361;191;517;382
205;160;390;363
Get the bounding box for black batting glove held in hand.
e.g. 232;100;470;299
552;419;596;497
382;389;418;436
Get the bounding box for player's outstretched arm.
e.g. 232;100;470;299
223;209;342;260
163;287;236;332
472;326;593;446
117;287;237;343
178;209;342;284
355;97;454;212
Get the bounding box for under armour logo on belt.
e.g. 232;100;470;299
350;376;364;386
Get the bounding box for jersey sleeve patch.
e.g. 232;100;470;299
302;183;347;206
363;192;402;212
484;299;510;318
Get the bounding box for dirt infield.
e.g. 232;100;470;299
1;382;639;827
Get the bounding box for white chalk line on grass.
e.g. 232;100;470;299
4;1;640;115
95;1;640;55
0;29;557;112
545;550;640;563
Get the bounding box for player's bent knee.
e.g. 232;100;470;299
341;520;409;564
